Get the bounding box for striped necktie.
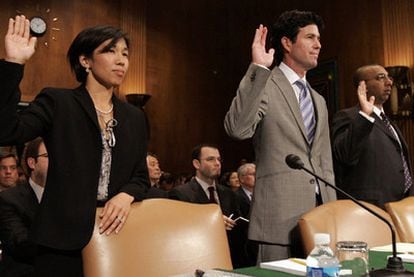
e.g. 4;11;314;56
380;112;412;193
296;80;316;143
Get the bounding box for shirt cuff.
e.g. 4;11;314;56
359;110;375;123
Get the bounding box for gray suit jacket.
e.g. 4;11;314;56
224;64;336;244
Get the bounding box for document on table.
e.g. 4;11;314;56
370;242;414;253
260;258;306;276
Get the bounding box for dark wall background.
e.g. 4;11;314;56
0;0;409;175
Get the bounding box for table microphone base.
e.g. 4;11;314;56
369;257;414;276
369;269;414;276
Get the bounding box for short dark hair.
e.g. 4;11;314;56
191;143;219;161
67;25;129;83
352;64;382;88
270;10;324;65
0;152;18;163
23;137;44;175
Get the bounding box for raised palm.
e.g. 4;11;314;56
5;15;37;64
251;25;275;68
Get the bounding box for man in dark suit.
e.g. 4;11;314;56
0;137;47;276
235;163;258;267
332;64;414;209
169;144;243;267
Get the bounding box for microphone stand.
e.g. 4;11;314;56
287;155;414;276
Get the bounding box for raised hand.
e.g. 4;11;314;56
357;81;375;115
5;15;37;64
251;24;275;68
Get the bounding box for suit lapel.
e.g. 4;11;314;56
72;86;100;130
190;179;209;203
270;69;308;142
373;113;401;145
19;183;39;219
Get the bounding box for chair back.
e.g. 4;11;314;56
385;196;414;242
82;199;232;277
299;199;397;255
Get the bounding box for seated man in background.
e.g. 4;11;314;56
169;144;244;268
0;138;48;276
145;153;168;198
0;153;19;192
236;163;258;267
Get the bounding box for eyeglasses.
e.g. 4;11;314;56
366;73;393;82
37;153;48;158
199;157;223;163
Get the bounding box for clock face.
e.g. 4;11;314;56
30;16;47;36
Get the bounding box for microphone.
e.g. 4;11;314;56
285;154;414;276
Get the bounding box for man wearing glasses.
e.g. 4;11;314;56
0;137;48;276
332;64;414;209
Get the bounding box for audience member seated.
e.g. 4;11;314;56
0;137;48;276
235;163;258;267
221;171;240;192
145;153;167;198
0;153;19;192
169;143;244;268
158;172;176;192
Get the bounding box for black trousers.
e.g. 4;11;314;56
34;245;83;277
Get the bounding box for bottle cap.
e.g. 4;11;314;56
314;233;330;245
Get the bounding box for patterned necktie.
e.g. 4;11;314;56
207;186;217;203
381;112;413;193
296;80;316;143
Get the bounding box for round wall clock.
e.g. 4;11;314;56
30;16;47;36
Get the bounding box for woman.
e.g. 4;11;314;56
0;15;149;276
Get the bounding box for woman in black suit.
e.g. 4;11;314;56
0;15;149;276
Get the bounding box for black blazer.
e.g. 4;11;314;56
235;188;251;219
0;60;149;250
169;178;240;217
332;106;414;208
0;182;38;266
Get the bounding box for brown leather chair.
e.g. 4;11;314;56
82;199;232;277
299;200;397;255
385;196;414;242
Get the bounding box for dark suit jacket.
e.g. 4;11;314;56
332;106;414;208
0;182;39;276
0;60;149;250
169;179;246;267
235;188;251;219
235;188;258;267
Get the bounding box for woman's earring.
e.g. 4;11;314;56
85;67;90;73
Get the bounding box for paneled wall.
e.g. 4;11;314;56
0;0;412;174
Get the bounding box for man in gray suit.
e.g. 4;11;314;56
224;10;336;261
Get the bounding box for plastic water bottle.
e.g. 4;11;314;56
306;233;339;277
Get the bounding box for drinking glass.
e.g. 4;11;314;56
336;241;369;276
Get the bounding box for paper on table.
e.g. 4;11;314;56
391;253;414;263
260;258;306;276
370;243;414;253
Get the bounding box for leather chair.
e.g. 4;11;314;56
82;199;232;277
385;196;414;242
299;200;397;255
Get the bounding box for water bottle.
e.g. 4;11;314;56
306;233;339;277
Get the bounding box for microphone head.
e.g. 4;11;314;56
285;154;304;169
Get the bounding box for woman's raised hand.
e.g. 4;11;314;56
5;15;37;64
